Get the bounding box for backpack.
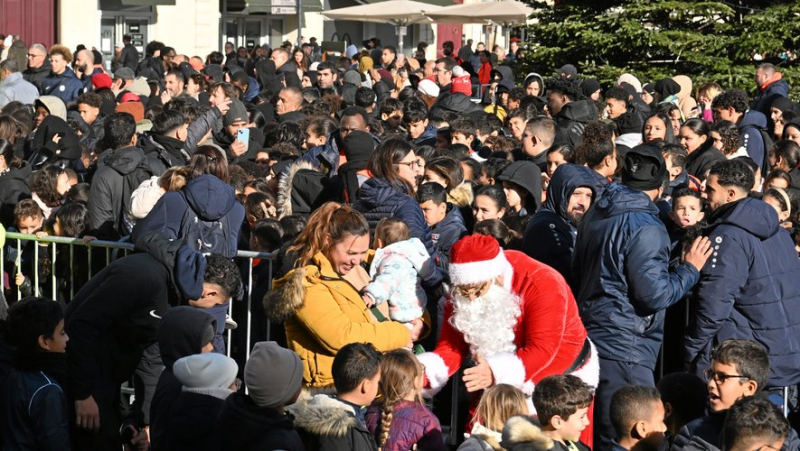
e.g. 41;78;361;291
178;191;234;258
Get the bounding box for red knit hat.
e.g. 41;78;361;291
451;74;472;96
92;73;112;90
449;234;511;286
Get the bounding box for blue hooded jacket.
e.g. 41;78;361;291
522;164;596;281
685;198;800;387
572;183;699;367
131;174;245;259
41;67;83;104
737;110;768;171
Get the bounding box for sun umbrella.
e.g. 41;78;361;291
323;0;444;52
425;0;533;26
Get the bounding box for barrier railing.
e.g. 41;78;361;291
0;232;275;364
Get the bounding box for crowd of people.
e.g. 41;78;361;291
0;31;799;451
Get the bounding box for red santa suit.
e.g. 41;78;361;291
417;235;599;444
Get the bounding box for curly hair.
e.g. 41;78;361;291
545;78;581;101
711;89;749;113
712;121;743;156
203;254;242;299
30;165;66;207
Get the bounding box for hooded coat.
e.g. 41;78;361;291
737;110;769;172
0;162;31;228
217;392;305;451
522;164;596;281
276;160;339;218
65;233;205;402
149;307;217;451
41;67;83;104
684;143;726;181
289;393;379;451
87;145;154;239
0;72;39;108
497;161;543;214
23;59;52;91
752;75;789;119
684;198;800;387
131;174;245;258
572;183;700;368
554;99;598;148
353;177;437;257
138;132;190;176
264;252;410;388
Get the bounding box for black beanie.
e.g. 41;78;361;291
582;78;602;98
622;144;667;191
615;111;643;135
654;78;680;98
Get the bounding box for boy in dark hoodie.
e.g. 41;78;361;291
0;297;70;450
417;182;467;270
218;341;305;450
149;306;217;451
161;352;239;451
290;342;382;451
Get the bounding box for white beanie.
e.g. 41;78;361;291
173;353;238;392
417;79;440;98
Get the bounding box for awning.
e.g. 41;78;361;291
362;0;455;7
239;0;323;14
120;0;176;5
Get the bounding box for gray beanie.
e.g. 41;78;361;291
343;70;362;87
173;353;238;390
223;99;248;127
245;341;303;408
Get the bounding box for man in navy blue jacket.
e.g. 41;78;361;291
685;159;800;390
572;145;713;450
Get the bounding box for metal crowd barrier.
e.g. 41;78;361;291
0;232;275;364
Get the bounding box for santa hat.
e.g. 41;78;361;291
449;234;511;286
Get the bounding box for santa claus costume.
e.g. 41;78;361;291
417;235;599;446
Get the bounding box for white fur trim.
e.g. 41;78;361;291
485;352;530;394
569;339;600;389
418;352;450;397
449;252;511;286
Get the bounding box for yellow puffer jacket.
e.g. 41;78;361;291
264;252;410;388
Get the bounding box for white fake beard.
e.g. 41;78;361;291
451;283;521;357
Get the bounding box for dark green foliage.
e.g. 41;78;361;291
521;0;800;98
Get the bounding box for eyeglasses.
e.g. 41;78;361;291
396;160;420;170
453;280;492;298
27;53;44;59
704;369;749;384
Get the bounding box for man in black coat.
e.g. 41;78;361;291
269;48;301;88
118;35;139;71
22;43;51;91
86;112;154;240
546;77;598;148
66;233;242;451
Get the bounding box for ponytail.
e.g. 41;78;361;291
288;202;369;267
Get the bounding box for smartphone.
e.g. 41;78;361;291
237;128;250;153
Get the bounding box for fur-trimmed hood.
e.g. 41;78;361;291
287;393;359;438
500;416;553;451
277;159;317;218
264;265;308;323
447;182;474;208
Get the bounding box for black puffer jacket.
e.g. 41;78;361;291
430;92;485;118
87;146;154;239
554;99;598;148
218;393;305;451
0;163;31;228
22;60;52;91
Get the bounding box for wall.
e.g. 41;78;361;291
58;0;100;49
154;0;219;57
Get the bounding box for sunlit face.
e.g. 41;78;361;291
605;98;627;119
473;194;504;222
679;126;708;154
318;68;335;89
27;47;47;69
785;126;800;146
165;74;185;96
56;172;71;197
270;51;288;69
209;86;228;108
339;114;367;140
508;117;526;141
407;119;427;140
423;169;448;188
670;195;705;228
668;109;682;135
763;194;790;222
502;181;525;211
78;103;100;125
706;361;756;413
547;151;567;178
557;406;591;442
305;126;326;150
451;132;472;147
710;131;725;154
17;215;43;234
325;233;370;275
434;62;452;87
396;151;420;190
381;49;395;67
526;81;541;97
294;50;304;65
419;199;447;227
644;116;667;142
50;54;67;75
766;177;789;190
276;90;301;114
704;174;732;212
714;107;736;123
186;78;200;95
566;187;593;224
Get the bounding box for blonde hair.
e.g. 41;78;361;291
476;384;529;432
158;166;192;192
288;202;370;267
378;349;423;448
374;217;410;248
697;82;722;102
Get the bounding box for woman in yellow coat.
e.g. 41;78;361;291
265;202;421;388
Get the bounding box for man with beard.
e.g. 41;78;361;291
417;233;600;445
521;164;595;281
571;144;712;450
74;48;101;94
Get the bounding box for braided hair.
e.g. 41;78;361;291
377;349;423;448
